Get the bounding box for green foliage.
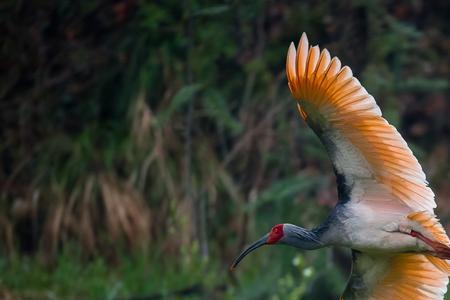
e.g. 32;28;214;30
158;84;203;125
0;247;218;299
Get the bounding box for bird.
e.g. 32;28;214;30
231;33;450;300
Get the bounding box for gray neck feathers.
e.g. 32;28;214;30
281;224;327;250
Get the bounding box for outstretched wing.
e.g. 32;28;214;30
286;33;435;212
342;251;449;300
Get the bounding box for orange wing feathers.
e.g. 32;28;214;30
343;253;449;300
408;211;450;273
371;254;449;300
286;33;435;212
408;211;450;247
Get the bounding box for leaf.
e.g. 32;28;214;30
247;174;320;211
193;5;229;17
202;89;242;134
157;83;203;125
396;77;448;92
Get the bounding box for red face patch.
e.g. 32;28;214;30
267;224;284;244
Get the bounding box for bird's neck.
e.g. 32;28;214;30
284;224;327;250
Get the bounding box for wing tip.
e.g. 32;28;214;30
300;32;308;42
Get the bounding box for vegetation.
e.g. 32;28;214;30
1;1;449;299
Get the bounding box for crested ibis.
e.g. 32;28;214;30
231;33;450;300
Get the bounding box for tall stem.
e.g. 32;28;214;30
183;0;208;259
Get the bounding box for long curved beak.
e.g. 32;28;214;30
230;233;269;270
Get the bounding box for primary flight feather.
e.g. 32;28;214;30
232;33;450;300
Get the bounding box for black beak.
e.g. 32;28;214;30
230;233;269;270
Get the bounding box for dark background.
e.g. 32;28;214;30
1;0;449;299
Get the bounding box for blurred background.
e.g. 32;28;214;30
1;0;449;299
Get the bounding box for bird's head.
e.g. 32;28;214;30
231;223;323;270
